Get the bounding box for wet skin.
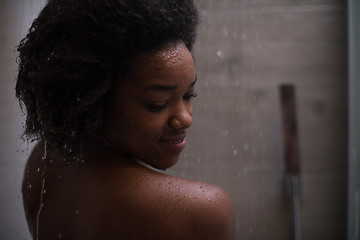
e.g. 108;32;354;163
22;44;235;240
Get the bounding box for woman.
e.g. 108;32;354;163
16;0;235;239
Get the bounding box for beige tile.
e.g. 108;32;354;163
193;9;347;91
195;0;345;12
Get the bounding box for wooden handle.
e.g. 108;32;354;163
280;84;300;175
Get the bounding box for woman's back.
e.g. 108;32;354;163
23;143;235;240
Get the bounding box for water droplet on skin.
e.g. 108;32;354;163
233;150;238;156
58;233;62;239
75;210;80;215
37;168;40;173
27;184;32;189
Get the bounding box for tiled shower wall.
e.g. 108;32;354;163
0;0;347;240
169;0;348;239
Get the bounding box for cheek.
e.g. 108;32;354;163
119;111;163;138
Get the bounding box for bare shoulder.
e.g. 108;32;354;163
22;147;235;240
107;169;236;240
165;176;236;240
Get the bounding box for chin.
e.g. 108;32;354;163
153;155;180;170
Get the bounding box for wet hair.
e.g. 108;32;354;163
16;0;199;159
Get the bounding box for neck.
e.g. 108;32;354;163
131;158;166;174
94;136;166;174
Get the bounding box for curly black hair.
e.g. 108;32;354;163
16;0;199;158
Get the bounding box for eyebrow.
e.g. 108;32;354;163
191;75;197;86
143;75;197;92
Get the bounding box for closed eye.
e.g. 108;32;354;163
183;93;198;101
146;102;168;112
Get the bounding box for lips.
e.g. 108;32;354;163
159;135;186;153
159;135;185;144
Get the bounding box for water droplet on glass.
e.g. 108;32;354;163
216;50;224;58
243;144;250;151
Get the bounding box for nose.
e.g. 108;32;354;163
169;103;192;129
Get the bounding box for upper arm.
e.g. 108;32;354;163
148;179;235;240
189;184;235;240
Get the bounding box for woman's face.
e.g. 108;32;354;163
102;43;196;170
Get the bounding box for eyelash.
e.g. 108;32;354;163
147;93;198;112
184;93;198;101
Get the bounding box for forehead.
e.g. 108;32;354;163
153;44;188;68
124;44;195;85
129;44;191;70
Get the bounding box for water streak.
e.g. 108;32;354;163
36;139;48;240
